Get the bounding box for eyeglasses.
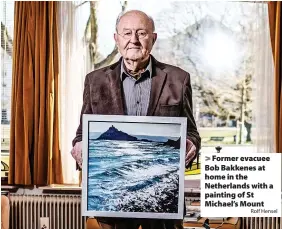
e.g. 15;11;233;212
117;30;151;40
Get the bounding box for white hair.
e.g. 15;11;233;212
115;10;155;32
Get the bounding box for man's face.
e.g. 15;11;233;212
114;12;157;61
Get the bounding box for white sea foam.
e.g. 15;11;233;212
87;140;180;212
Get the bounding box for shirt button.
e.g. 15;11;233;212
137;101;140;104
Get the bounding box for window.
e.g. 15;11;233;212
1;1;14;178
71;1;265;148
59;1;272;182
1;2;273;183
153;2;257;146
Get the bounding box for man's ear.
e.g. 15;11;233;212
114;33;118;43
152;33;157;45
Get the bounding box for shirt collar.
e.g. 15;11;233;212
120;56;152;81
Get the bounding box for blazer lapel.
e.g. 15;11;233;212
147;57;167;116
105;60;125;115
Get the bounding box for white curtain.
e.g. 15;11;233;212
58;2;92;184
253;3;275;153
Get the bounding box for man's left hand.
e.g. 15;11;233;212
185;139;196;167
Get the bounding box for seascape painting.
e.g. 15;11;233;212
82;115;186;219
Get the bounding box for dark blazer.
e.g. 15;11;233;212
73;55;201;154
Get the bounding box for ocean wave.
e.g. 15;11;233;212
107;173;179;213
87;140;181;213
125;170;178;192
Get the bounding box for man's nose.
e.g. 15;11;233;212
129;33;139;43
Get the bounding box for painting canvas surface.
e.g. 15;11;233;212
82;115;186;219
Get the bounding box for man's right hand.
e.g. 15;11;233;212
71;141;83;169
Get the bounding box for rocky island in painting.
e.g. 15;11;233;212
87;122;181;214
95;125;181;148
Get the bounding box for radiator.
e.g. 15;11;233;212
9;194;87;229
241;217;282;229
9;194;282;229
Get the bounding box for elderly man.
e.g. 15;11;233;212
72;10;201;229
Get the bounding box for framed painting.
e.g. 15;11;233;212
82;115;187;219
